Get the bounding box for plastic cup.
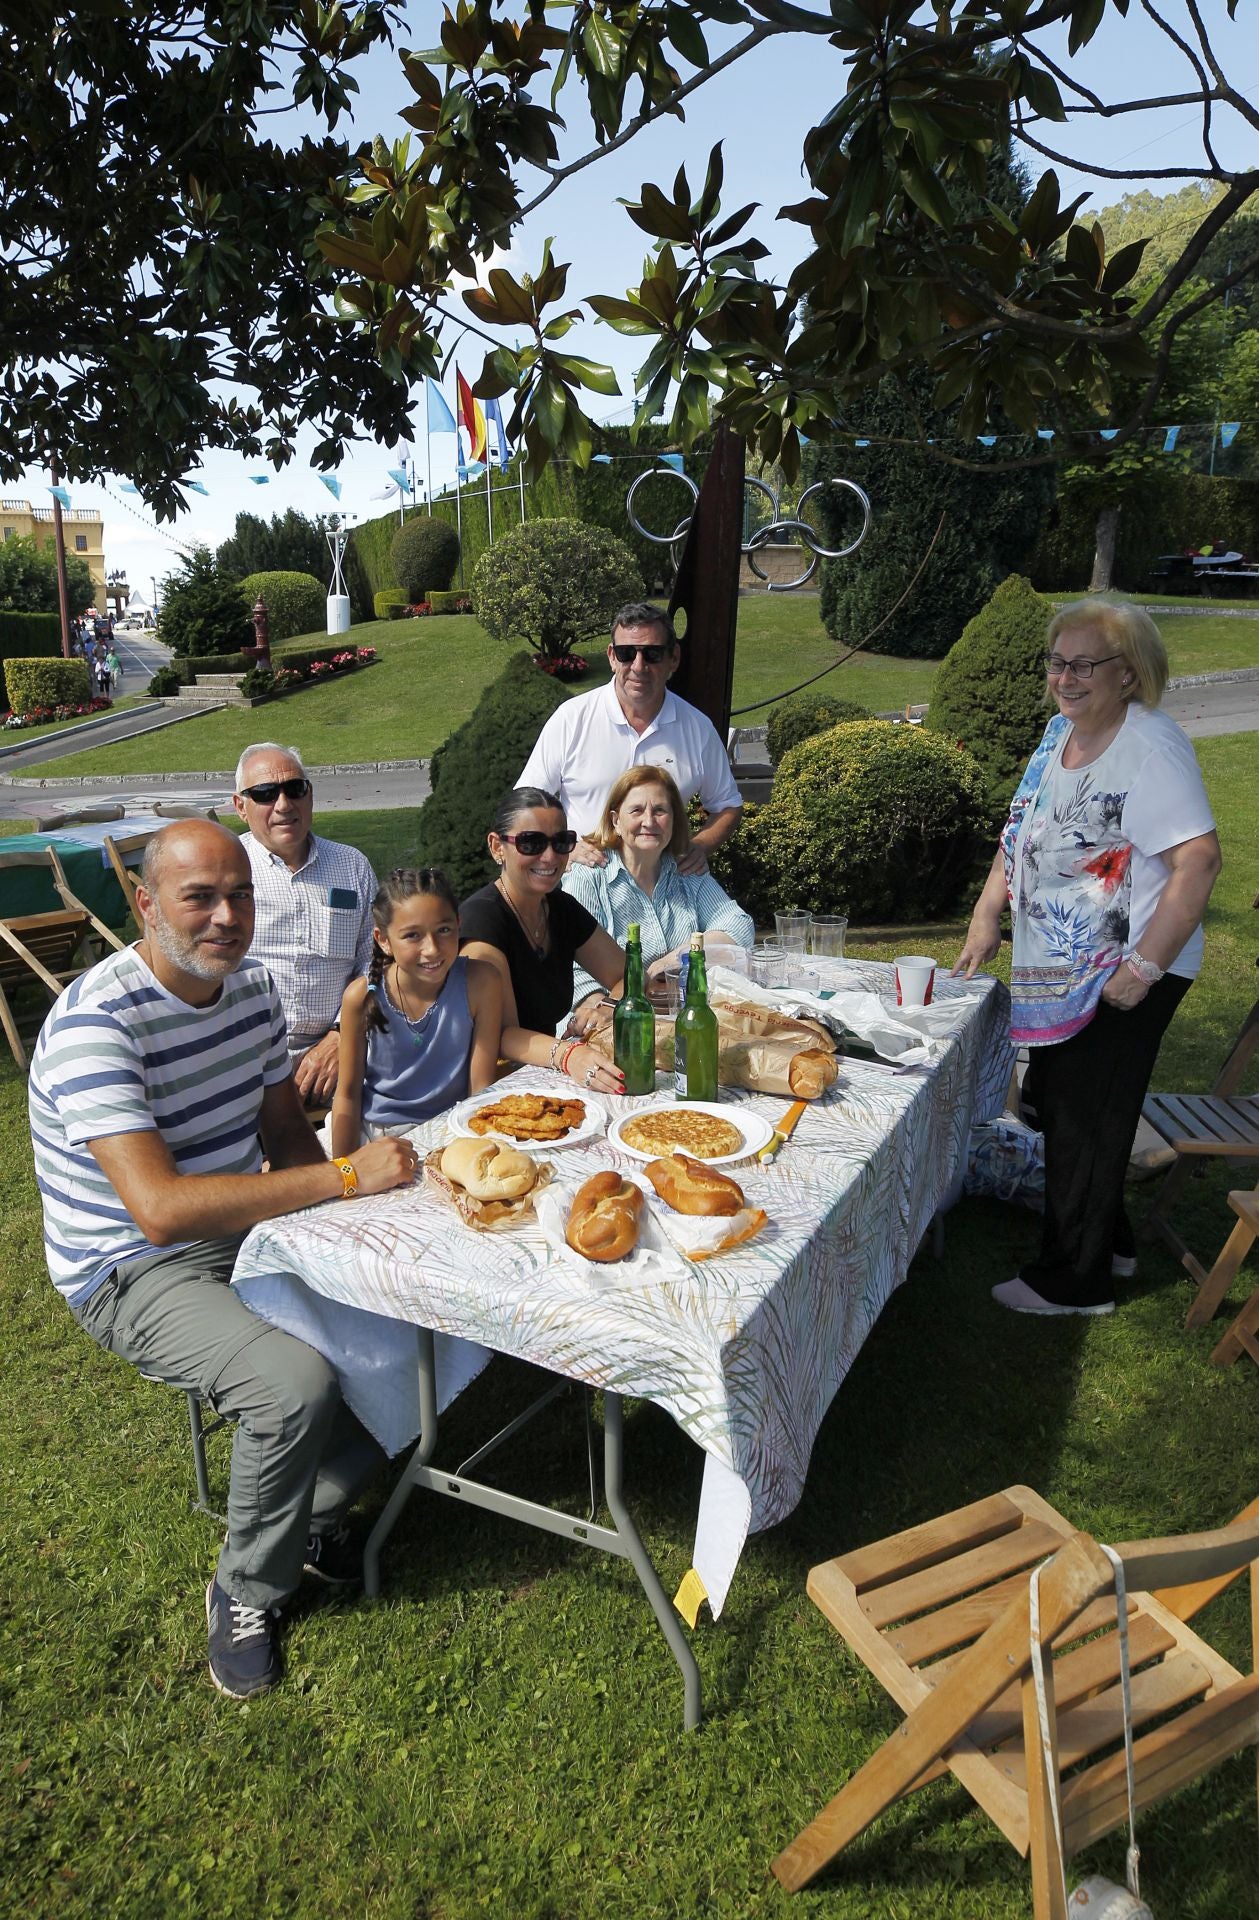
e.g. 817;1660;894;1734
789;964;820;994
774;910;811;955
809;915;848;959
894;955;937;1007
750;943;788;989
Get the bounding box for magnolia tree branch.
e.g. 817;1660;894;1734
515;23;778;226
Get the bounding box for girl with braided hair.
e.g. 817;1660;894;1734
330;868;501;1156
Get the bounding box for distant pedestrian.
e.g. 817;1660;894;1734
106;645;122;695
92;646;111;701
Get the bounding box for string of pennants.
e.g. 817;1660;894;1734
44;402;1252;515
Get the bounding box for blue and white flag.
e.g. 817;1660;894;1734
484;395;513;466
427;381;457;433
250;475;270;485
387;468;412;493
319;474;342;500
48;485;70;508
1163;425;1181;452
1220;422;1240;449
186;480;209;495
1099;429;1119;442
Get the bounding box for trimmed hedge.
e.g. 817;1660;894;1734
5;656;92;715
925;574;1055;813
0;609;62;665
237;570;325;642
416;652;569;898
374;589;410;620
391;517;460;601
765;694;871;765
711;720;989;925
428;590;473;614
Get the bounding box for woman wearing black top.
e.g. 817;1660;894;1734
459;788;626;1094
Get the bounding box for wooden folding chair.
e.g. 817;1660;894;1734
1182;1180;1259;1368
102;829;154;931
1140;990;1259;1288
772;1486;1259;1916
0;847;127;1068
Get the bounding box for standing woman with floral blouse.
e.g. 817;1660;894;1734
955;600;1221;1317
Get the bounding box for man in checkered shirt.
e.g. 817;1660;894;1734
233;743;376;1104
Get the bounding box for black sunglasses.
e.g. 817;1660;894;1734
611;643;670;665
500;830;579;857
240;778;312;804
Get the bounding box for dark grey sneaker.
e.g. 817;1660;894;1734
303;1521;360;1587
206;1577;281;1698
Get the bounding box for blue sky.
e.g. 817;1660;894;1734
14;1;1252;601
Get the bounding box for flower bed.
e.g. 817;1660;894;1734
238;646;377;704
3;696;112;730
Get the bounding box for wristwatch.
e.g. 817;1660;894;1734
1124;949;1164;984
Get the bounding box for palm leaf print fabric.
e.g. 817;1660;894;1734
233;961;1012;1615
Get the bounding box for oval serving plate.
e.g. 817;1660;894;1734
607;1100;774;1167
448;1085;608;1153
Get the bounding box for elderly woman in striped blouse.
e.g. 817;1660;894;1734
562;764;754;1014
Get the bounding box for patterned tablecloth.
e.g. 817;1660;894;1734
233;959;1013;1616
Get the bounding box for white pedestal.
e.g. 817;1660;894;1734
326;594;351;635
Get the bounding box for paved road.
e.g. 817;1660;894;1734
2;667;1255;825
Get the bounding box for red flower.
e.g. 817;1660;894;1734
1083;845;1131;891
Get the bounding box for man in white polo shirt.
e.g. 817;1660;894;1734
517;602;742;873
233;742;377;1103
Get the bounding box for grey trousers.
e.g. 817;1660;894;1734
71;1236;384;1609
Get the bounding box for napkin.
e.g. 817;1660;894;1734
534;1176;691;1288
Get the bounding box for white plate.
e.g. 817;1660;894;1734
607;1100;774;1166
448;1085;608;1152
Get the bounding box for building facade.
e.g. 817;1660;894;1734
0;498;107;613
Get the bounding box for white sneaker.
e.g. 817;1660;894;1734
1111;1254;1137;1279
992;1278;1115;1317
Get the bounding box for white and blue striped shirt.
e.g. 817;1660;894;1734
29;947;291;1304
562;851;754;1007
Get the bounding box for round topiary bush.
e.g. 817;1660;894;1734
416;652;570;898
471;518;643;662
765;694;872;765
238;570;326;643
924;573;1055;813
391;516;461;602
712;721;989;925
146;664;181;698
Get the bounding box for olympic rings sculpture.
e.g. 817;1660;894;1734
624;467;872;591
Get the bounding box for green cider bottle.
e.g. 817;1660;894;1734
674;933;719;1103
613;922;656;1096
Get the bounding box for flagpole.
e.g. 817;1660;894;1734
485;456;493;547
519;452;526;527
425;380;434;512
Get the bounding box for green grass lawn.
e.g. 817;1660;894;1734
2;736;1254;1919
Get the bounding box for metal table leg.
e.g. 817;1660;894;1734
362;1331;702;1729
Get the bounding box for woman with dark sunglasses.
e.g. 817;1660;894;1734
458;788;628;1093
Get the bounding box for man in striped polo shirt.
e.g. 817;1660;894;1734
233;742;377;1107
29;820;416;1700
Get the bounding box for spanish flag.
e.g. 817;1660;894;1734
456;368;487;466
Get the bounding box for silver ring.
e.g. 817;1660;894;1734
584;1068;598;1087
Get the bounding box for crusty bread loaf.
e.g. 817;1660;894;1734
440;1135;537;1201
565;1170;644;1263
643;1153;745;1218
788;1048;839;1099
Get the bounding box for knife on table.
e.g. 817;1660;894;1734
758;1098;808;1163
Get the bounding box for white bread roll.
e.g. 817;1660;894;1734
440;1136;537;1201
